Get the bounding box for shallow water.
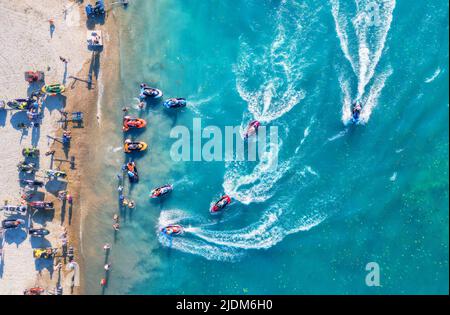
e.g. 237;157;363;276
83;0;448;294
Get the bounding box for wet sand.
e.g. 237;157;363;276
61;5;122;294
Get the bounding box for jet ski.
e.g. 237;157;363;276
125;161;139;183
85;0;105;17
139;84;163;100
210;195;232;214
124;139;148;153
22;147;40;157
163;98;187;109
244;120;261;139
29;201;54;210
45;169;67;179
161;224;184;236
33;248;58;259
23;288;46;295
123;116;147;132
1;204;28;215
6;98;33;110
29;228;50;237
150;184;173;199
41;83;65;96
351;101;362;124
17;161;37;173
1;219;25;230
20;179;44;188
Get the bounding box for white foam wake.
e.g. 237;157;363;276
155;1;328;262
233;0;317;123
223;143;288;205
425;67;441;83
332;0;396;124
194;208;326;250
340;67;392;124
157;202;326;261
331;0;396;98
358;67;393;123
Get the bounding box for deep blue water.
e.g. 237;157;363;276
83;0;448;294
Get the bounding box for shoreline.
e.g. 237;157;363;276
70;4;122;295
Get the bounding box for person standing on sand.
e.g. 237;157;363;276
49;19;55;38
58;190;67;201
59;56;69;64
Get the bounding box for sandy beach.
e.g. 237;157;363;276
0;0;116;295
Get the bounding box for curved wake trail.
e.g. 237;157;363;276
157;202;327;261
156;1;328;261
226;0;319;205
223;144;289;205
331;0;396;123
193;209;326;250
424;67;441;83
233;0;318;124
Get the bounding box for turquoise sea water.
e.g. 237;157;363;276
83;0;448;294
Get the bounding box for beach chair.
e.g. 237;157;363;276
85;1;105;17
71;112;84;122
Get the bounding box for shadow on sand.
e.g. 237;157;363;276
3;228;28;247
0;109;6;127
87;52;101;90
30;236;54;276
86;13;105;30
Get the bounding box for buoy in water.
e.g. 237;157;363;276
100;278;107;286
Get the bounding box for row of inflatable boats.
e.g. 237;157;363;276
139;83;187;108
121;84;190;153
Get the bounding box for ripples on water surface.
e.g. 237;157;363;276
82;0;449;294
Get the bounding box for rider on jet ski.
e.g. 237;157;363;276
210;195;231;214
150;184;173;198
352;101;362;123
244;120;261;139
161;224;184;236
163;98;187;109
140;83;163;99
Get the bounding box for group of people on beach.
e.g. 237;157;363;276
0;51;80;294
